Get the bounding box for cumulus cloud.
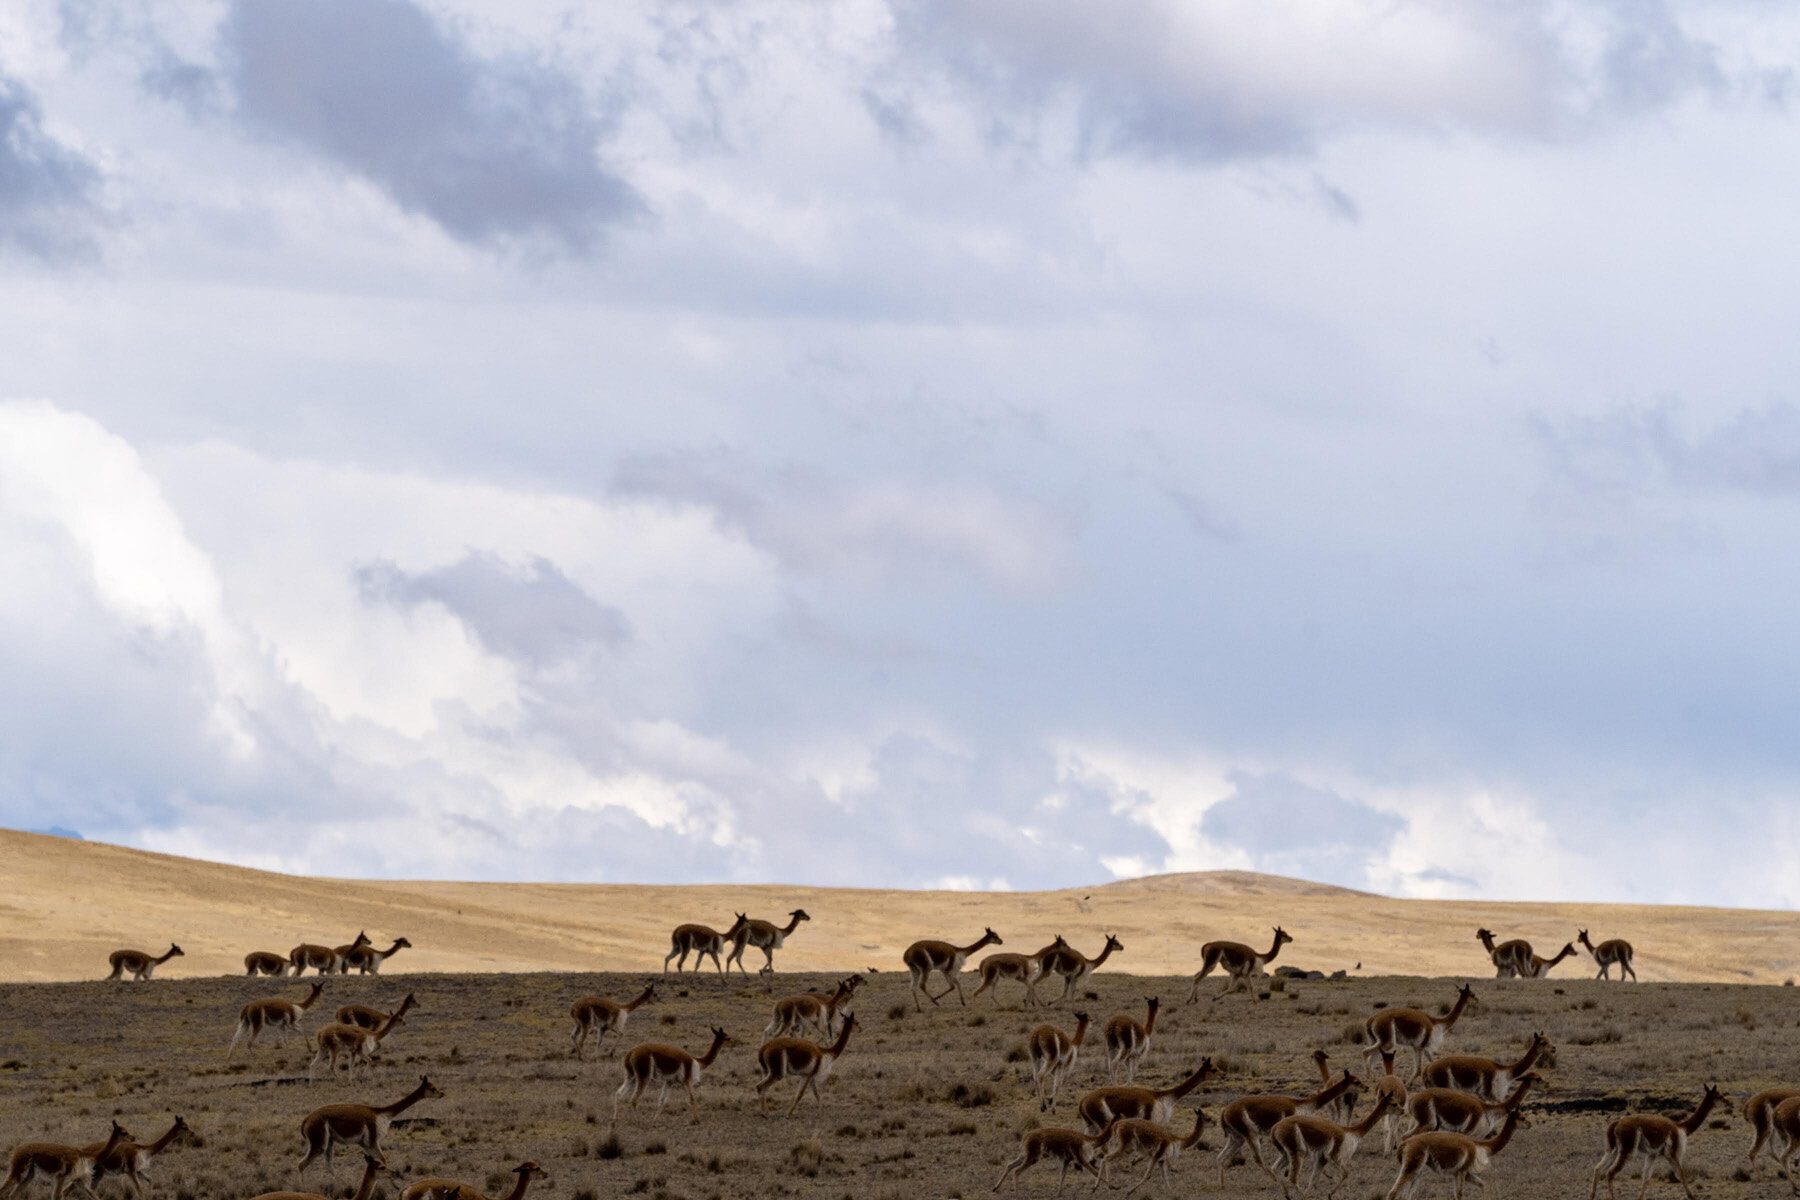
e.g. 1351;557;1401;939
356;552;631;668
217;0;640;250
1200;771;1403;890
0;75;106;259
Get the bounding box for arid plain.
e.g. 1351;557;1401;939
4;829;1800;1200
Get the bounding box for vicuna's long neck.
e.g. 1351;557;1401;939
501;1172;537;1200
1161;1060;1213;1101
1309;1072;1355;1110
961;931;998;956
1681;1091;1721;1134
1505;1039;1543;1075
100;1126;129;1159
380;941;405;957
156;946;180;964
1481;1108;1522;1154
825;1019;856;1059
1263;932;1285;962
350;1161;383;1200
1071;1016;1090;1047
625;986;654;1011
1089;940;1117;969
780;913;804;936
298;985;324;1011
374;1011;404;1041
1442;990;1472;1031
1503;1074;1538;1110
1181;1109;1207;1149
1143;1003;1159;1036
1476;930;1497;953
145;1121;184;1156
697;1030;729;1068
381;1081;433;1117
1544;945;1574;967
1578;931;1595;953
1349;1091;1392;1137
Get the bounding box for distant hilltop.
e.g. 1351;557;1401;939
0;827;1795;984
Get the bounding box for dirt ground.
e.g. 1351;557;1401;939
0;966;1793;1200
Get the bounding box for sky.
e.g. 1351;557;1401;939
4;0;1800;905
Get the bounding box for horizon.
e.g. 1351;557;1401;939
6;2;1800;909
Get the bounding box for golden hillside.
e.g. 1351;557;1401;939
1;828;1794;983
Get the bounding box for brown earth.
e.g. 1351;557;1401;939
0;966;1788;1200
3;829;1797;985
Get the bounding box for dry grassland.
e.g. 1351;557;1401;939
1;966;1795;1200
4;830;1800;983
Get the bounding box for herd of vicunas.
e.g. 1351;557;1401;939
7;914;1791;1200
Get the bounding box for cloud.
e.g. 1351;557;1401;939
612;450;1072;589
0;75;106;260
355;552;631;668
216;0;640;250
885;0;1723;164
1200;771;1403;890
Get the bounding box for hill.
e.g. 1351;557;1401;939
1;828;1793;983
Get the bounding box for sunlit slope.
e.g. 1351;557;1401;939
1;828;1794;983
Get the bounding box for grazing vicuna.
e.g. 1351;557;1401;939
1187;927;1291;1002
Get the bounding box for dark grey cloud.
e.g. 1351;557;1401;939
355;552;630;667
1202;772;1403;890
218;0;639;250
0;75;105;260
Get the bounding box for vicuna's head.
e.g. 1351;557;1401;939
1273;927;1292;948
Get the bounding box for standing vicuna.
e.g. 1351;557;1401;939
1578;930;1637;981
1078;1059;1217;1132
228;982;326;1056
1474;929;1532;978
308;1009;407;1079
614;1027;731;1123
1033;934;1124;1006
755;1013;857;1116
992;1123;1116;1196
1187;927;1292;1002
726;910;810;975
1215;1069;1364;1189
902;928;1003;1010
296;1076;443;1172
1026;1011;1091;1112
1362;983;1478;1080
570;984;656;1060
1387;1106;1526;1200
663;915;747;975
971;937;1068;1008
1;1120;132;1200
257;1153;388;1200
1103;1108;1209;1196
1590;1083;1727;1200
1103;997;1159;1082
85;1116;195;1200
1270;1088;1396;1199
341;938;411;975
107;945;183;981
400;1160;549;1200
1421;1032;1551;1103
